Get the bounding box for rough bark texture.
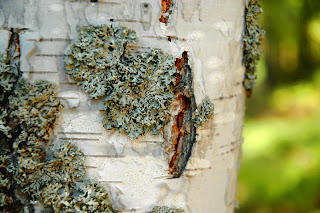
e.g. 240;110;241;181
0;0;246;212
166;51;197;178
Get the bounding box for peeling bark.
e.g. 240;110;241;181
159;0;174;24
166;51;197;178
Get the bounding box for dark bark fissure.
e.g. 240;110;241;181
168;51;197;178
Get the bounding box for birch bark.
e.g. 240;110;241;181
0;0;246;212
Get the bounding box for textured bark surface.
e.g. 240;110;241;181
0;0;246;212
166;51;197;178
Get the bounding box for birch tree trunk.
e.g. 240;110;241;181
0;0;246;212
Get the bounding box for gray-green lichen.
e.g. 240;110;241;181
243;0;265;95
14;139;115;212
192;97;214;127
0;155;14;208
0;52;17;98
7;79;116;212
0;37;117;211
0;52;17;137
0;33;25;212
65;25;138;99
65;25;178;139
149;206;184;213
9;79;62;141
0;109;10;137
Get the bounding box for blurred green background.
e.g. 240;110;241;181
236;0;320;213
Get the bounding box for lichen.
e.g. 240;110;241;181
243;0;265;95
7;79;116;212
65;25;178;139
0;52;17;137
0;109;10;137
65;25;138;99
149;206;184;213
192;97;214;127
0;155;14;208
9;79;62;141
0;31;27;212
72;179;116;212
13;140;115;212
0;52;18;97
0;31;117;212
65;26;215;178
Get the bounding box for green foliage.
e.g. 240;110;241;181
149;206;184;213
260;0;320;86
65;25;178;139
243;0;265;94
239;1;320;207
238;79;320;213
192;97;214;127
238;117;320;213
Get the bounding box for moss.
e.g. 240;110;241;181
149;206;184;213
65;25;178;139
243;0;265;95
192;97;214;127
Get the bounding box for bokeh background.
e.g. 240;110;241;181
236;0;320;212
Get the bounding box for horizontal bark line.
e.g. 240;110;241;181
215;139;244;156
58;132;103;135
21;71;58;73
85;155;125;158
213;92;242;101
56;97;79;100
59;137;100;141
34;54;65;57
27;36;187;42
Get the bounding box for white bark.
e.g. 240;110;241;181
0;0;246;212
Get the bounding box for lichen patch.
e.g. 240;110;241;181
149;206;184;213
192;97;214;127
65;25;214;178
0;29;117;212
243;0;265;95
65;25;178;139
